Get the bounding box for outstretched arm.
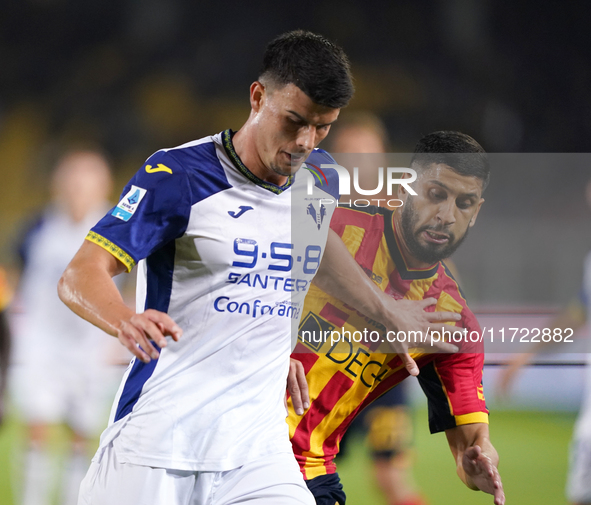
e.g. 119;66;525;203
445;423;504;505
498;303;586;398
315;228;460;375
58;241;182;363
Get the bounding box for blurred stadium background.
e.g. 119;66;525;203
1;1;590;504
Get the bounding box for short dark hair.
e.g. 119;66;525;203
411;131;490;191
260;30;354;109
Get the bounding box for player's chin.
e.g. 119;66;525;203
416;243;451;265
282;152;308;172
272;161;298;177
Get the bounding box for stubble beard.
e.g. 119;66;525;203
400;197;470;265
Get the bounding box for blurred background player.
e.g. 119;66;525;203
325;111;428;505
10;150;117;505
0;267;12;426
499;177;591;505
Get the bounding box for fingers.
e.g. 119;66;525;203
386;339;419;376
464;445;481;460
493;480;505;505
418;297;438;309
463;446;505;504
144;309;183;341
425;311;462;323
117;322;154;363
399;352;419;376
425;323;465;353
288;359;310;415
117;310;183;363
491;466;505;505
140;317;170;349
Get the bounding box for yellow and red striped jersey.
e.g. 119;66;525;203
288;205;488;480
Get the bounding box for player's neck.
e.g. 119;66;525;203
232;124;288;187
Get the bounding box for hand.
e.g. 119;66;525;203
463;445;505;505
383;297;462;376
117;309;183;363
287;358;310;416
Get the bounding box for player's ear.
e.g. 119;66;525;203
469;198;485;227
250;81;265;113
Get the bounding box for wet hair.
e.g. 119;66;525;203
260;30;354;109
411;131;490;191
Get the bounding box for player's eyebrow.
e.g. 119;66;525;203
286;110;336;128
429;179;479;200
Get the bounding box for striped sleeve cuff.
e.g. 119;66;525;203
85;231;136;272
454;412;489;426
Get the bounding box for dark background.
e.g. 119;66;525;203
1;0;590;301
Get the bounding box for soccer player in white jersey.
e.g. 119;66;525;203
11;150;117;505
0;267;11;426
58;31;460;505
500;177;591;505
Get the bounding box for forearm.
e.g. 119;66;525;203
503;308;586;377
58;242;132;337
314;229;388;324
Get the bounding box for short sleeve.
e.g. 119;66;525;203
306;149;341;201
87;150;191;272
417;318;488;434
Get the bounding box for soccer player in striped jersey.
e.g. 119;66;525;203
57;32;459;505
325;111;428;505
288;131;505;505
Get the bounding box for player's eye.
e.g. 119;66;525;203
429;189;446;201
287;116;304;127
456;199;473;210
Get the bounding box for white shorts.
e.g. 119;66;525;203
78;442;315;505
567;432;591;503
10;362;118;437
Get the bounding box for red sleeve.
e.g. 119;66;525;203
417;313;488;433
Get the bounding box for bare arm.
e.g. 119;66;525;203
445;423;504;505
58;241;182;363
498;304;586;397
314;229;460;375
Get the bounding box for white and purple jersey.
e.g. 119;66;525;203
89;130;340;471
574;251;591;439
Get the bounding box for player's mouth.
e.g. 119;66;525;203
284;151;307;165
422;230;450;245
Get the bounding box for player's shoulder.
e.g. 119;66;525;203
437;262;481;328
308;147;336;165
133;133;232;205
303;148;340;200
438;261;466;297
146;134;221;176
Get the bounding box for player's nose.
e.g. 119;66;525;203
296;126;316;152
436;199;456;225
